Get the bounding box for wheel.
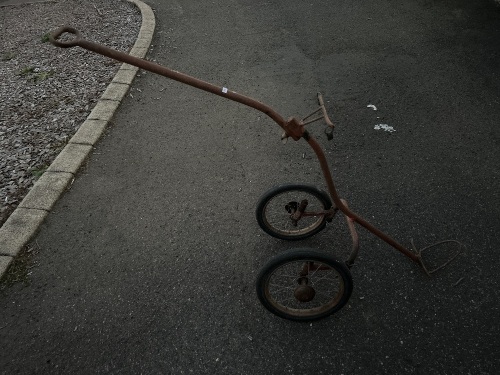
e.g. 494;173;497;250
256;249;353;321
256;184;333;241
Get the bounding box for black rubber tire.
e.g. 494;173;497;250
256;184;332;241
256;249;353;321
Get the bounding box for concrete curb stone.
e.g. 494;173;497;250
0;256;13;278
130;46;149;57
69;119;109;146
0;208;49;257
112;65;140;85
18;172;74;211
87;99;122;121
0;0;155;280
45;143;93;174
101;82;131;101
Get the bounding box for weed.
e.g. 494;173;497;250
0;242;41;291
19;66;35;76
33;70;54;83
18;67;55;83
41;32;50;43
31;165;48;179
1;51;16;61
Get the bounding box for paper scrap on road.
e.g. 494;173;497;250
374;124;396;132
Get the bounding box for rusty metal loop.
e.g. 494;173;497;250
49;26;81;48
411;239;464;275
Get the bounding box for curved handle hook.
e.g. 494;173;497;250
49;26;82;48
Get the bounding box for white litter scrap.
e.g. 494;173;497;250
374;124;396;133
367;104;377;110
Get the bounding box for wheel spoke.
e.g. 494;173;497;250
258;252;353;320
310;272;339;285
257;186;330;240
268;284;296;293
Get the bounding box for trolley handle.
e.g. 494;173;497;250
49;26;330;144
49;26;297;137
49;26;82;48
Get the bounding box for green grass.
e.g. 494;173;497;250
33;70;54;82
18;67;54;82
1;51;16;61
0;242;40;291
19;66;35;76
30;166;48;179
41;32;50;43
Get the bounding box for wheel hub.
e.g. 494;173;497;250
294;284;316;302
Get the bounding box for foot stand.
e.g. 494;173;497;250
412;239;465;275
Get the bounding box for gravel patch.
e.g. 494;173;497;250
0;0;141;226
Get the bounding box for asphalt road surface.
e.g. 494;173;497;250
1;0;499;373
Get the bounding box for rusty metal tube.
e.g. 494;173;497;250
340;199;360;267
49;26;288;130
304;133;420;262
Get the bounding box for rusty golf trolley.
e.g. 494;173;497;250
50;27;462;321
